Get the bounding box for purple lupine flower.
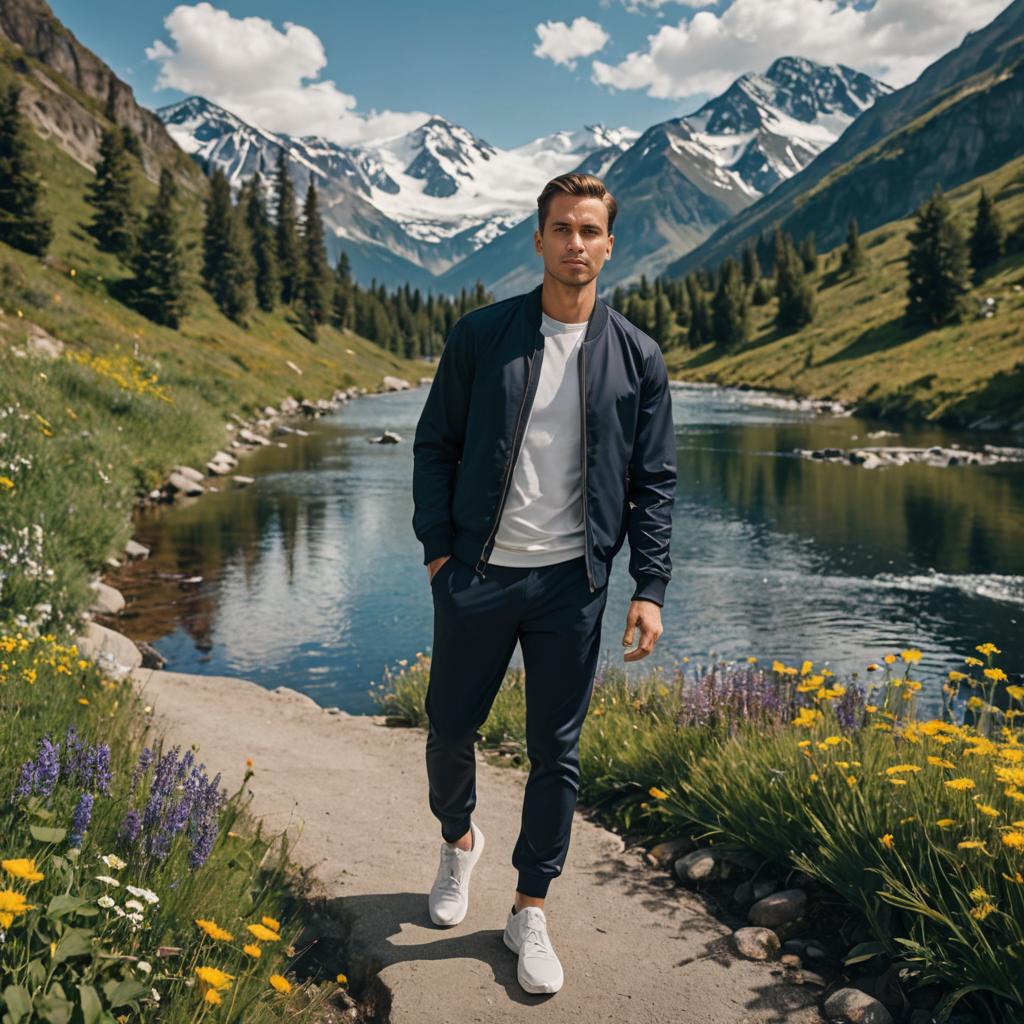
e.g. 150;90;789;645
62;724;86;779
83;744;113;795
14;759;35;799
34;736;61;797
69;792;94;848
130;747;153;795
118;808;143;848
188;814;219;869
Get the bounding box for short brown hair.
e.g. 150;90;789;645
537;173;617;235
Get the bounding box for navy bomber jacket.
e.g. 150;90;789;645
412;282;677;606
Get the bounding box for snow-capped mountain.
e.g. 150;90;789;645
442;57;891;295
159;56;886;293
158;97;638;285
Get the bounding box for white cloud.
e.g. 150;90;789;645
619;0;717;11
533;17;610;69
592;0;1009;98
145;3;429;145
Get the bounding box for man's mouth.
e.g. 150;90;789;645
564;259;587;266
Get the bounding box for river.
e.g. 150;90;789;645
110;383;1024;714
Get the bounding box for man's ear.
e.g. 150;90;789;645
534;228;543;255
607;232;614;260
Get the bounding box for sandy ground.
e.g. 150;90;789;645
130;667;820;1024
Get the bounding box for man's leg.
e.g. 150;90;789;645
512;555;609;905
424;557;528;848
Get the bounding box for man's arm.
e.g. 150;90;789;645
412;317;475;565
626;348;677;606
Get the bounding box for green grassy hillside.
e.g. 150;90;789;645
0;124;433;632
666;155;1024;428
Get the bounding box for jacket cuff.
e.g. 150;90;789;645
421;526;453;565
631;573;667;607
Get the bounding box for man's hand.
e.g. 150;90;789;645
427;554;451;584
622;600;663;661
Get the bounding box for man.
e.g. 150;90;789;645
411;172;676;996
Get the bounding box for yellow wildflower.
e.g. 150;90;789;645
648;786;668;800
261;915;281;932
2;858;44;883
970;902;997;921
901;649;922;664
957;840;987;850
866;663;879;672
0;890;35;927
800;660;813;676
889;778;909;786
975;804;1001;818
792;707;823;728
195;966;234;991
885;764;922;776
928;757;955;769
0;476;14;491
1002;832;1024;850
246;923;281;942
964;656;984;667
243;944;262;958
809;773;819;782
945;778;976;791
984;668;1008;683
935;819;956;828
269;974;292;993
1008;686;1024;702
337;973;348;985
883;654;897;665
976;643;1001;656
195;918;234;942
879;834;895;849
204;990;222;1005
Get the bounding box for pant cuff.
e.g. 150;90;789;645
516;871;552;899
441;818;472;844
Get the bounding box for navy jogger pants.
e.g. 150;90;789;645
424;552;610;899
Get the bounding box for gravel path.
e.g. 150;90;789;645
131;667;820;1024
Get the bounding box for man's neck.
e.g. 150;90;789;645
541;274;597;325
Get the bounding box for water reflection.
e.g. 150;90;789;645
107;384;1024;713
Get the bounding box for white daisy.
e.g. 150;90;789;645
97;895;115;908
125;899;145;913
101;853;127;870
126;884;159;904
94;875;120;887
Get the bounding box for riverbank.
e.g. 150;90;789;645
129;662;821;1023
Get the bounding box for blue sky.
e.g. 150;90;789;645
49;1;1009;149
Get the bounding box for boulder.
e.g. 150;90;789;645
88;580;125;615
172;465;205;484
74;622;142;679
137;640;167;670
382;375;411;391
733;927;780;961
167;471;203;496
673;848;729;885
368;430;402;444
206;460;232;476
124;539;150;560
748;889;807;928
646;836;694;868
232;475;255;488
823;988;893;1024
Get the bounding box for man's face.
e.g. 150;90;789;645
534;193;614;288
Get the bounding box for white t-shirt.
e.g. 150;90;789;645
488;312;588;566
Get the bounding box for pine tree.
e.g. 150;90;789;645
243;172;278;312
741;245;761;288
840;217;865;275
0;85;53;255
799;233;818;275
654;292;674;350
273;151;301;304
202;169;254;323
130;167;188;327
688;289;712;347
297;181;332;340
905;185;969;326
968;188;1005;273
87;127;138;258
711;257;749;349
775;231;816;330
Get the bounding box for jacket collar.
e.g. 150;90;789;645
522;281;608;347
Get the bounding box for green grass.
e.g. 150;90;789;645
666;156;1024;428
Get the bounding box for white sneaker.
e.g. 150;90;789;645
502;905;564;994
427;821;484;926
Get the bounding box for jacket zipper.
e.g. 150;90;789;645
578;340;596;592
475;350;536;579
